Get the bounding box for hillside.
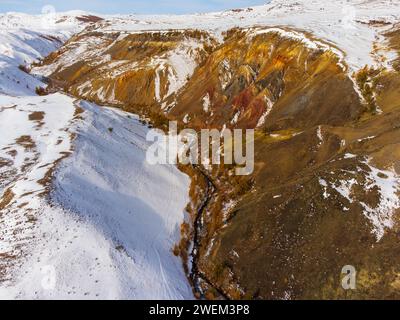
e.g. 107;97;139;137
0;11;192;299
1;0;400;299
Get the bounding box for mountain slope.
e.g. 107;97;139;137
0;12;192;299
31;0;400;299
0;11;92;96
1;0;400;300
0;97;192;299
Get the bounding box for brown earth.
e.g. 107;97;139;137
28;111;45;121
36;25;400;299
0;188;14;211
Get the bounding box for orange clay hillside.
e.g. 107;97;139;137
31;5;400;299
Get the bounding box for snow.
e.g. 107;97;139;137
331;178;357;204
360;158;400;241
256;96;274;127
15;1;395;80
319;178;330;199
0;12;193;299
147;37;207;104
165;39;203;97
344;153;357;159
317;125;323;146
33;29;207;107
319;157;400;241
0;12;88;96
183;113;190;124
202;93;211;113
41;0;399;117
231;250;240;259
219;59;232;90
96;0;400;73
204;238;216;258
357;135;376;142
28;1;400;111
32;33;114;78
221;199;238;225
154;69;162;102
0;98;193;300
231;110;240;125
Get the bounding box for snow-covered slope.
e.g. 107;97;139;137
0;11;93;96
0;11;193;299
0;97;192;299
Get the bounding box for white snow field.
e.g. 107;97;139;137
0;11;87;96
0;97;192;299
0;11;192;299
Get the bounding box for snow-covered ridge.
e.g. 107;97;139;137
92;0;400;72
3;0;400;75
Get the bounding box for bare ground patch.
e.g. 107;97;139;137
72;101;85;120
6;149;17;158
0;157;12;168
0;188;15;211
15;135;36;151
37;151;71;192
28;111;45;128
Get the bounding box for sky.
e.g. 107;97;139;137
0;0;269;15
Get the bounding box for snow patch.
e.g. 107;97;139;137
202;93;211;113
360;158;400;241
